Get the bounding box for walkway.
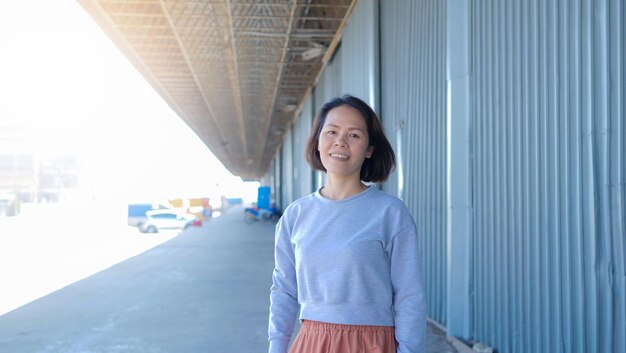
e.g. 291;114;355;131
0;206;458;353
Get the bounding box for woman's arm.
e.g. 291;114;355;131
389;225;427;353
268;215;299;353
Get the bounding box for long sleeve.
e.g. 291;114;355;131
388;225;427;353
268;214;299;353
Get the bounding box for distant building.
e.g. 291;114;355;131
0;123;85;207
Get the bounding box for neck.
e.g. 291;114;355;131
321;175;367;200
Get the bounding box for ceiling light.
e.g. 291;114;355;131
283;104;297;112
301;47;324;61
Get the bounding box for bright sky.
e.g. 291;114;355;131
0;0;255;203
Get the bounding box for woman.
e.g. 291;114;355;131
268;95;426;353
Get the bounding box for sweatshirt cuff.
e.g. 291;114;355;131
269;338;290;353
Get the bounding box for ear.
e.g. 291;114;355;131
366;146;374;159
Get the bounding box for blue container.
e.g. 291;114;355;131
257;186;271;209
127;204;153;217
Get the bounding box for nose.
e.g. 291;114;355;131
333;134;347;147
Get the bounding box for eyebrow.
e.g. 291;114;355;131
324;124;365;132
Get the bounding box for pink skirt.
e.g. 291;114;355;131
288;320;397;353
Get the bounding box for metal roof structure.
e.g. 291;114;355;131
78;0;356;178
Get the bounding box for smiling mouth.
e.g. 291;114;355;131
329;153;349;160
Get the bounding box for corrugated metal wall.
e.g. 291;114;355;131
269;1;624;352
469;1;625;353
314;49;342;114
309;49;340;191
380;0;448;325
314;0;379;111
270;150;282;208
291;96;314;201
340;0;379;110
280;128;294;208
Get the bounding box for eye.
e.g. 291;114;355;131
325;130;335;135
349;133;360;138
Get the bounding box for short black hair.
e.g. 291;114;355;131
305;95;396;183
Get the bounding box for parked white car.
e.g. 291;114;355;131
138;209;197;233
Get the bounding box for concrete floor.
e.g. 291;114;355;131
0;206;458;353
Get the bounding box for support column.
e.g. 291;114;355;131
446;0;473;341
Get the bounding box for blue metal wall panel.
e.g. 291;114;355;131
311;45;343;190
609;2;626;352
314;49;342;114
380;0;448;326
291;95;314;200
314;0;378;111
340;0;379;110
280;128;294;208
469;1;625;352
273;151;281;208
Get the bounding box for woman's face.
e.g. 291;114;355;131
317;105;374;181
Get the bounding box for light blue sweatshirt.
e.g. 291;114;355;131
268;186;426;353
